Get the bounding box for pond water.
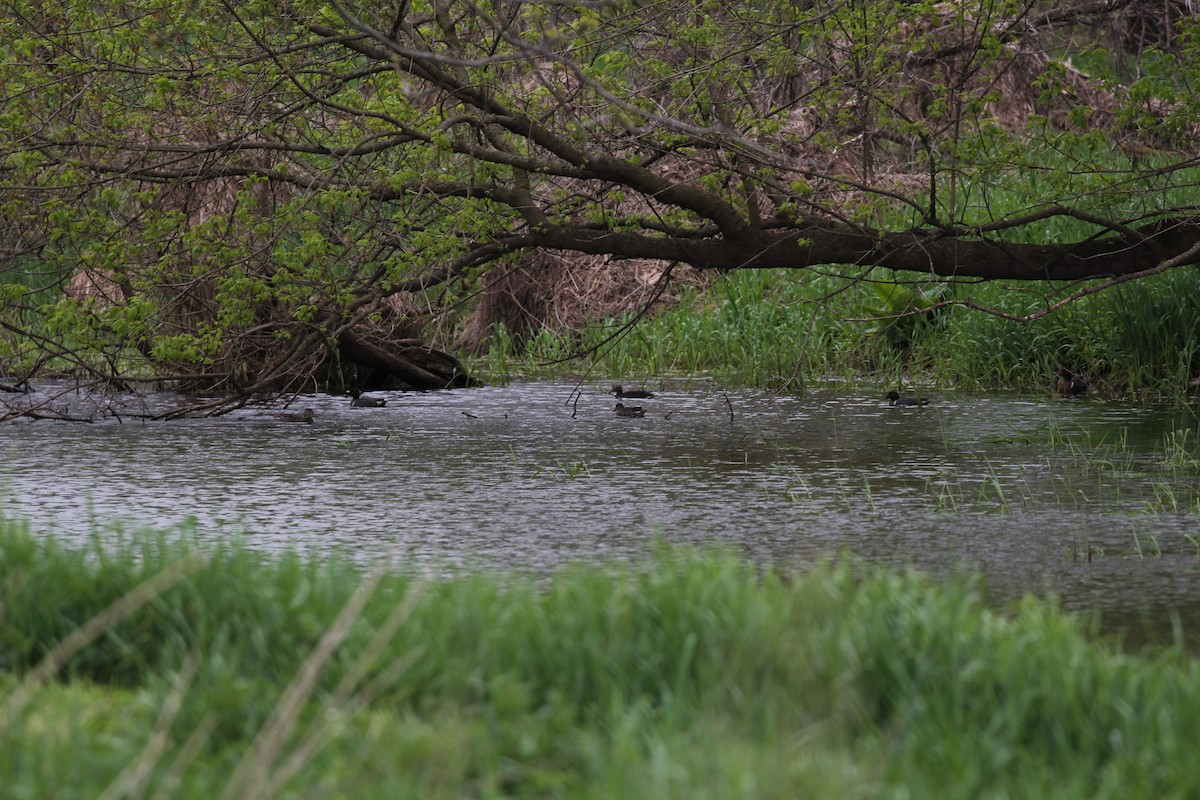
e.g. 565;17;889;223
4;379;1200;644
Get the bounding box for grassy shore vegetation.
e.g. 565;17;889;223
3;518;1200;799
474;262;1200;401
471;154;1200;401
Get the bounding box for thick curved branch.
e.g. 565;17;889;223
529;217;1200;281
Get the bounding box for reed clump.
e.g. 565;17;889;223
4;518;1200;798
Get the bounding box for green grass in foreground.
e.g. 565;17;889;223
2;519;1200;799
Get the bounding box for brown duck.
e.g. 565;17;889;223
610;385;654;399
615;402;646;418
274;408;315;423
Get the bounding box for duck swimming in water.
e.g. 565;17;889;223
610;384;655;399
615;402;646;418
275;408;315;423
886;391;929;407
1056;369;1088;396
349;388;387;407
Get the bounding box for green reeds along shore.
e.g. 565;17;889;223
475;262;1200;401
472;154;1200;400
3;518;1200;798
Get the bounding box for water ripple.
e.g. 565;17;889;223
4;380;1200;639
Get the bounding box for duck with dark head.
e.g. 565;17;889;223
1056;369;1088;396
349;388;387;407
886;390;929;407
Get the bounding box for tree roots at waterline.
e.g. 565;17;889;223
161;323;477;419
0;297;477;421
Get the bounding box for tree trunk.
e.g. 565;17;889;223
337;330;477;390
530;217;1200;282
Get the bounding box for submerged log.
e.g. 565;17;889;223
336;330;478;390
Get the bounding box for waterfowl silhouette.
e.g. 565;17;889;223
1056;369;1088;396
275;408;315;423
348;388;387;407
610;384;655;399
615;402;646;418
886;390;929;407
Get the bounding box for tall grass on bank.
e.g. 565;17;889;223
4;517;1200;798
475;262;1200;401
472;153;1200;399
471;270;910;389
